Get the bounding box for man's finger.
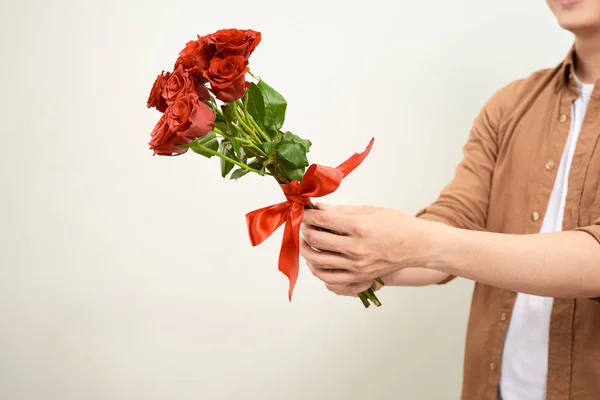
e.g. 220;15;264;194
311;268;358;285
302;209;357;235
325;282;374;296
300;224;353;254
299;239;350;270
315;203;375;215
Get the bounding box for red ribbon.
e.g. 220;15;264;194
245;138;375;300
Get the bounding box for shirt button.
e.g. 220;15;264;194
545;160;555;170
490;362;496;371
559;113;568;123
531;211;541;221
500;312;508;321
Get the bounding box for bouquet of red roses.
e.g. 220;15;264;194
146;29;383;307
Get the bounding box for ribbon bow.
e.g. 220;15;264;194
245;138;375;300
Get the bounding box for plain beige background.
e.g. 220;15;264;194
0;0;574;399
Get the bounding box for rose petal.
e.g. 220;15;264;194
184;101;216;138
212;73;249;102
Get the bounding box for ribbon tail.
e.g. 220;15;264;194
246;202;290;246
278;203;304;301
335;137;375;177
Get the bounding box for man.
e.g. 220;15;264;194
299;1;600;399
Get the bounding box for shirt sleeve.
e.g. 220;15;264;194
574;222;600;302
415;81;517;284
575;223;600;244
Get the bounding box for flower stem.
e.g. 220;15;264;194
229;123;254;143
232;106;261;143
193;144;261;174
208;98;224;117
212;126;247;143
212;126;268;158
242;94;249;115
249;143;268;158
238;97;271;142
247;113;271;142
358;293;370;308
267;165;290;184
364;288;381;307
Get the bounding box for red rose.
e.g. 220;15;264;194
165;93;215;138
174;35;215;81
204;56;250;102
147;71;170;112
207;29;261;60
163;66;211;105
196;84;211;102
148;115;193;156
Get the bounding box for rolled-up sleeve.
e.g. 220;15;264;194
415;82;516;284
575;221;600;244
574;221;600;302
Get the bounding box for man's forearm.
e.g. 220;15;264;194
427;224;600;298
383;268;451;287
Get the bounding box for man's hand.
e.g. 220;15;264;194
322;268;452;297
323;280;383;297
299;203;444;290
300;203;600;299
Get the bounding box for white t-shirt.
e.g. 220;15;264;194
498;75;595;400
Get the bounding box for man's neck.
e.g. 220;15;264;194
574;33;600;84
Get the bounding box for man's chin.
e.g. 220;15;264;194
556;13;600;35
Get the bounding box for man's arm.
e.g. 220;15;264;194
301;73;600;297
427;223;600;298
394;81;519;286
301;204;600;299
300;81;518;294
378;267;452;287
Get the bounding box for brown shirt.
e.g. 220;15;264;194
416;46;600;400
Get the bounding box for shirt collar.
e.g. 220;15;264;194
556;44;578;93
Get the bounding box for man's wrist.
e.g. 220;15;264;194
416;219;461;273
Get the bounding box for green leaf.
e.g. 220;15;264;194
222;104;234;122
232;137;243;160
277;141;309;170
230;168;250;180
272;136;310;182
261;131;283;155
282;131;312;152
213;121;228;131
283;168;305;182
257;80;287;131
220;104;247;161
247;159;264;172
246;83;265;126
190;132;219;158
239;145;249;164
215;114;227;124
221;103;239;137
272;131;283;143
219;141;235;178
262;142;278;154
